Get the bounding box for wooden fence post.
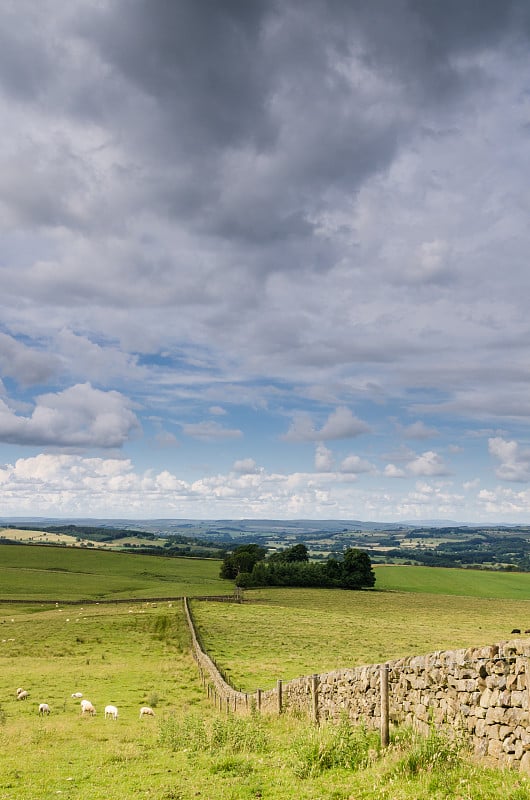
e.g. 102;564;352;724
311;674;319;725
380;664;389;747
277;679;283;714
257;688;262;712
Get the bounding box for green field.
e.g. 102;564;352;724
0;544;227;600
374;564;530;598
190;585;530;691
1;546;530;798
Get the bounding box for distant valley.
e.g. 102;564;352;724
2;517;530;572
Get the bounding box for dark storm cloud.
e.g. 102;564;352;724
77;0;275;151
60;0;530;263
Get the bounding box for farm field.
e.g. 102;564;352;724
190;583;530;691
0;544;226;600
374;564;530;598
1;549;530;797
0;600;529;799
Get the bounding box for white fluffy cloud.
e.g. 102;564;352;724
315;444;334;472
340;455;375;474
0;383;138;448
488;437;530;482
406;451;451;477
232;458;261;474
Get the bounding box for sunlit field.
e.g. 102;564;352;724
1;600;529;800
0;544;226;600
374;564;530;598
190;583;530;691
2;549;530;798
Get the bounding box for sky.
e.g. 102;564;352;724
1;0;530;523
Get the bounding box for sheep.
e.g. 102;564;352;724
71;692;83;698
139;706;155;718
38;703;50;715
104;704;118;720
80;699;96;716
16;690;29;701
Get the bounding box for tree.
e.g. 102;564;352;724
340;548;375;589
268;543;309;563
219;544;267;579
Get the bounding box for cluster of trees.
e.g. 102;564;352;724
220;543;375;589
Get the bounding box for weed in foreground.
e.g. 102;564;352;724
291;716;380;779
390;724;464;777
158;711;270;756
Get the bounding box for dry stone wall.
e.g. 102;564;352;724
183;598;530;771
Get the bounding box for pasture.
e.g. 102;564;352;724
1;548;530;798
0;602;528;799
374;563;530;598
190;578;530;690
0;544;226;600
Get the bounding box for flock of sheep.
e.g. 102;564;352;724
15;687;155;720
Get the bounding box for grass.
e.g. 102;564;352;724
190;585;530;690
1;600;529;800
1;552;530;797
0;543;227;600
374;564;530;598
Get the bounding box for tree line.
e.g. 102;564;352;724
220;543;375;589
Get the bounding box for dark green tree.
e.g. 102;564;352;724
268;543;309;563
340;548;376;589
220;544;267;579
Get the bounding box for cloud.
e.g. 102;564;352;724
0;383;139;448
232;458;261;474
406;451;451;477
399;420;439;440
0;332;59;386
284;407;371;442
315;444;334;472
0;1;530;521
384;464;406;479
182;420;243;441
488;436;530;482
339;455;375;474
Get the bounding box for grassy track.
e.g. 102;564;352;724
0;544;227;600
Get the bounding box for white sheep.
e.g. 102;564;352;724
71;692;83;698
104;704;118;720
80;699;96;716
16;690;29;700
139;706;155;718
38;703;50;715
